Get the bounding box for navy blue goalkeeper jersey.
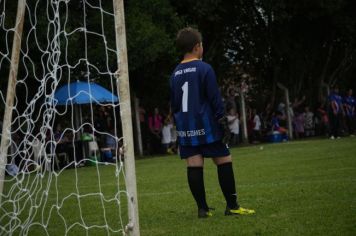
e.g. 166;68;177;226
170;59;224;146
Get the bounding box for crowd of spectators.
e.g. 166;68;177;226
3;85;355;169
220;84;355;144
139;106;177;155
135;85;356;155
49;106;123;165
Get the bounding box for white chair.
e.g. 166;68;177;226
88;140;100;157
85;133;99;158
31;138;59;171
31;138;51;171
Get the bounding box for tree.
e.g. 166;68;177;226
1;0;355;115
172;0;356;107
125;0;183;111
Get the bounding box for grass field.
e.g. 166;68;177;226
2;137;356;235
137;138;356;236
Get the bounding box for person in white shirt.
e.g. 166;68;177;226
226;108;240;146
170;121;178;154
304;106;315;137
162;116;173;154
252;109;261;143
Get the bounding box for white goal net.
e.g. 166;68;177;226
0;0;137;235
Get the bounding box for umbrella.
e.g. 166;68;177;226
53;81;119;144
54;81;119;105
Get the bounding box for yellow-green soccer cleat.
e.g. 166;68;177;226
225;207;256;216
198;208;214;218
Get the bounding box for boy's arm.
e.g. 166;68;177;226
204;66;224;119
204;65;230;144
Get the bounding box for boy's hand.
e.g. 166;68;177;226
218;116;231;144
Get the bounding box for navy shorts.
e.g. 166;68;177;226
179;141;230;159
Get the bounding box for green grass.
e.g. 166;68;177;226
2;138;356;235
138;138;356;236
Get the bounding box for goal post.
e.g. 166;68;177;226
0;0;26;205
113;0;140;235
0;0;140;235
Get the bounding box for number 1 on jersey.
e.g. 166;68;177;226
182;82;188;112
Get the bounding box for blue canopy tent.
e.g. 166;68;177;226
53;81;119;139
54;81;119;105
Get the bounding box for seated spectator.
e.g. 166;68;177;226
271;111;288;134
106;130;117;150
101;129;120;162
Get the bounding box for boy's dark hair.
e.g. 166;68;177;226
176;27;202;54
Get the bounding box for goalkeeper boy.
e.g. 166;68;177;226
170;27;255;218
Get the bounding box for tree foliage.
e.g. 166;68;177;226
1;0;355;113
125;0;182;110
172;0;356;107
